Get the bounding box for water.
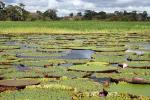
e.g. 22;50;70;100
126;49;145;55
60;50;95;59
141;43;150;50
16;49;94;60
90;74;111;83
111;63;119;67
126;42;150;50
16;64;31;71
1;34;150;97
59;63;73;67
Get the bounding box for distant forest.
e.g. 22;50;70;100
0;1;149;21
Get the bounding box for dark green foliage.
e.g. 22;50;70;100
0;1;149;21
43;9;57;20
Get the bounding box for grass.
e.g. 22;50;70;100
0;21;150;34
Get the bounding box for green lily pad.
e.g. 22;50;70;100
53;78;103;92
0;46;20;50
125;61;150;68
0;79;40;87
68;62;117;72
93;55;126;63
108;82;150;96
0;88;73;100
94;68;150;84
127;54;150;61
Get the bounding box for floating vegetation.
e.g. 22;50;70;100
52;78;103;92
92;55;126;63
127;54;150;61
125;61;150;68
108;82;150;97
0;33;149;99
93;68;150;84
0;46;20;50
94;47;126;52
68;62;117;73
0;88;73;100
0;79;40;92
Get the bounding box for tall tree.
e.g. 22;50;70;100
43;9;57;20
98;11;107;19
123;10;128;16
19;3;25;9
36;10;43;20
69;13;74;17
130;11;137;21
142;11;148;21
0;1;5;9
18;3;29;21
84;10;97;20
5;5;23;21
0;1;5;20
77;12;82;16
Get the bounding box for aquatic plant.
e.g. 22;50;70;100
0;31;149;99
0;45;20;50
93;55;125;63
125;61;150;68
127;54;150;61
94;68;150;84
0;88;73;100
53;78;103;92
68;62;117;72
108;82;150;97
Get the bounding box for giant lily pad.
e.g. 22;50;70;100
93;68;150;84
53;78;103;92
124;61;150;69
92;55;126;63
108;82;150;97
0;79;40;92
0;88;73;100
0;79;40;87
127;54;150;61
0;46;20;50
68;62;117;73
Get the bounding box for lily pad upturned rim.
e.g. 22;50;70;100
0;79;40;87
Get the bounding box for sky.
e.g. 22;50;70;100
3;0;150;16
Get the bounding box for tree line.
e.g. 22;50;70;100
0;1;149;21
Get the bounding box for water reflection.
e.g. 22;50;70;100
60;50;95;59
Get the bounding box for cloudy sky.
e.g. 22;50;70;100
4;0;150;16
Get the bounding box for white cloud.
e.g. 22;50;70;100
116;0;134;4
48;0;58;8
47;0;95;16
12;0;49;12
5;0;150;16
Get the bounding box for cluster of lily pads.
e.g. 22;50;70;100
0;33;149;99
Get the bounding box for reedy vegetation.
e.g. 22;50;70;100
0;21;150;34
